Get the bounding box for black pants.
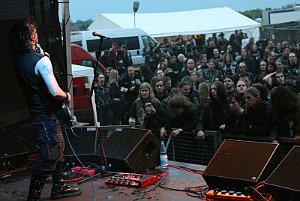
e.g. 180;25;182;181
31;120;65;177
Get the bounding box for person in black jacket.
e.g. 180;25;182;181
160;94;196;139
241;87;270;138
196;81;229;140
269;86;299;153
143;101;167;138
128;82;163;129
120;66;141;122
108;69;124;125
219;94;244;135
95;73;111;125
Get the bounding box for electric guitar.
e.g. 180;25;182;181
60;102;72;127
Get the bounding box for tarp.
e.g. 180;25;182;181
88;7;261;40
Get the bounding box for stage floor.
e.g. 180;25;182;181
0;161;207;201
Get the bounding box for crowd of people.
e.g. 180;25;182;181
9;17;300;200
94;30;300;152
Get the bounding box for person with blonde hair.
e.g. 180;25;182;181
108;69;124;125
198;82;210;109
128;82;161;127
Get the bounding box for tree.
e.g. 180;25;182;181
70;19;93;31
240;9;263;20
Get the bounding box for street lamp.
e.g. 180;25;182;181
133;1;139;28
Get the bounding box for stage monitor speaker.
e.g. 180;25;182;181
103;128;160;173
265;146;300;201
0;129;29;170
202;139;280;191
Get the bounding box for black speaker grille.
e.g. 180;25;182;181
266;146;300;192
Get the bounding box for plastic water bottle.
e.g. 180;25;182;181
160;141;168;169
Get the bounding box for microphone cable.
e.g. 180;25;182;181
63;125;97;201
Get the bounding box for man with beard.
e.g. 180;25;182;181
95;73;111;125
120;66;141;122
223;75;236;97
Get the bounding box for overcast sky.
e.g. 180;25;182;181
69;0;299;21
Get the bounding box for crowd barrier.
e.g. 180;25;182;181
74;126;296;167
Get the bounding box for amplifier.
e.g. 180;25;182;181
105;172;160;188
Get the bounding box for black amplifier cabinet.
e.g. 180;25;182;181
63;126;102;166
0;129;29;170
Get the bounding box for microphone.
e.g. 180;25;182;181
92;31;110;39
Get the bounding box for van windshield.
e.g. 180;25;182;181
141;35;157;47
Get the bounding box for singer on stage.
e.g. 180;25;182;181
9;18;81;200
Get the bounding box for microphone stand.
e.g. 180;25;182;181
91;37;107;172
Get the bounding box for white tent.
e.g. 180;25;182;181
88;7;261;40
72;64;98;125
72;64;94;87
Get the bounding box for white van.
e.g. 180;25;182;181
71;28;158;65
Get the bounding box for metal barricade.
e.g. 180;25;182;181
74;125;221;166
165;130;219;165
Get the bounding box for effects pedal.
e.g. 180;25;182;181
71;166;96;176
105;172;160;188
206;189;255;201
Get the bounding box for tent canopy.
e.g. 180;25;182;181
72;64;94;88
88;7;261;40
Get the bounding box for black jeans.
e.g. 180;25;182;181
31;120;65;177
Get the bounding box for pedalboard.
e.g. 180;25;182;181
206;189;255;201
105;172;160;188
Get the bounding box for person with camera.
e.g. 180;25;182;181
143;101;167;137
128;82;165;131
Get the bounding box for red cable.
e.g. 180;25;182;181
0;167;28;178
253;181;273;201
168;164;204;175
101;143;108;168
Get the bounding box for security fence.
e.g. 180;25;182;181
68;126;295;167
96;126;220;166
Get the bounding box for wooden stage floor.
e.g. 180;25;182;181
0;161;207;201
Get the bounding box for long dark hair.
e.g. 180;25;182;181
270;86;298;116
10;18;36;56
211;81;228;105
168;94;195;115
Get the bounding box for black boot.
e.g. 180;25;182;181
50;162;81;200
50;181;82;200
27;174;46;201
